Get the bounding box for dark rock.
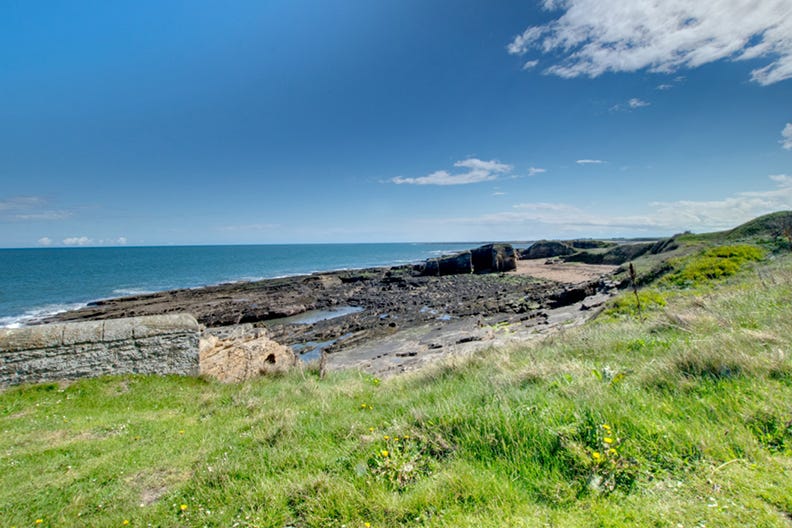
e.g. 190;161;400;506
471;244;517;273
520;240;576;259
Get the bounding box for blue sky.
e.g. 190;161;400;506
1;0;791;247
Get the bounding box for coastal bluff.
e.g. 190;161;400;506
0;314;200;388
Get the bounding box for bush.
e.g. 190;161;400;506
661;245;765;287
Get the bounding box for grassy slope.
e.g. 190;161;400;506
2;226;792;527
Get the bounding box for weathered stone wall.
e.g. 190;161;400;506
0;314;200;388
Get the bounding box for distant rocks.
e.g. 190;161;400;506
519;240;576;260
420;243;517;276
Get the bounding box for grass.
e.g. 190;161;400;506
2;257;792;526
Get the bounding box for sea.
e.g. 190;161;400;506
0;243;501;328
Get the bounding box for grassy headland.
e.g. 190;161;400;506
2;213;792;527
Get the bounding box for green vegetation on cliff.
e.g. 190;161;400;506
1;214;792;527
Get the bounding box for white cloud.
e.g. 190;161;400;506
508;0;792;85
37;237;52;246
576;159;605;165
436;175;792;234
63;236;93;246
522;60;539;70
0;196;45;211
656;84;674;90
528;167;547;176
116;237;128;245
392;158;512;186
628;98;650;109
492;191;507;196
781;123;792;149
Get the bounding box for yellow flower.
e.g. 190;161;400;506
365;523;371;528
403;435;410;439
592;452;602;462
602;424;611;430
180;504;188;512
603;437;613;444
369;427;375;432
383;435;390;440
178;430;185;435
380;450;389;457
35;521;43;525
608;448;618;455
123;521;130;526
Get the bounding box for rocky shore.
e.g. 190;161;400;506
49;244;623;376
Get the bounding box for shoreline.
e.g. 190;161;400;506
46;257;620;375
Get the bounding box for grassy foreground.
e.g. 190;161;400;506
2;242;792;526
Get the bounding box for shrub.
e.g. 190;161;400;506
661;245;765;287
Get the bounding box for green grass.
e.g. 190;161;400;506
2;258;792;527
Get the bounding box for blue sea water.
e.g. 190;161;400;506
0;243;484;328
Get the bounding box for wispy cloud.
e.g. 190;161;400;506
436;175;792;234
37;237;53;246
576;159;605;165
781;122;792;150
0;196;72;222
611;98;651;111
218;223;280;232
0;196;46;211
508;0;792;85
527;167;547;176
656;84;674;90
522;60;539;70
392;158;512;186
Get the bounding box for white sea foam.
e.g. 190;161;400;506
111;288;156;296
0;302;87;329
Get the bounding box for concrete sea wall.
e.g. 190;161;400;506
0;314;200;388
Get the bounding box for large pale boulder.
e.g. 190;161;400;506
199;325;296;382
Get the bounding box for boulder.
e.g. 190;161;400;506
471;243;517;273
199;325;296;382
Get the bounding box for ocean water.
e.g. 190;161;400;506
0;243;483;328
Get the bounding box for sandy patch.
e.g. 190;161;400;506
514;258;617;284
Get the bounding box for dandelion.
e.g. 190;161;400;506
180;504;188;512
365;523;372;528
35;521;43;525
383;435;390;440
178;430;185;435
592;452;602;462
380;450;389;457
123;521;130;526
369;427;375;432
602;424;611;431
603;437;614;444
608;448;618;455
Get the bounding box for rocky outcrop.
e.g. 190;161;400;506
520;240;576;259
0;314;200;388
199;325;296;382
471;244;517;273
420;244;517;276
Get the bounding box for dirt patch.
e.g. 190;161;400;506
514;259;618;284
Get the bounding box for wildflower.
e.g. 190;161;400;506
592;452;602;462
602;424;611;431
369;427;375;432
383;435;389;440
603;437;614;444
403;435;410;439
365;523;372;528
180;504;188;512
178;430;185;435
35;521;43;525
608;448;618;456
123;521;130;526
380;450;389;457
